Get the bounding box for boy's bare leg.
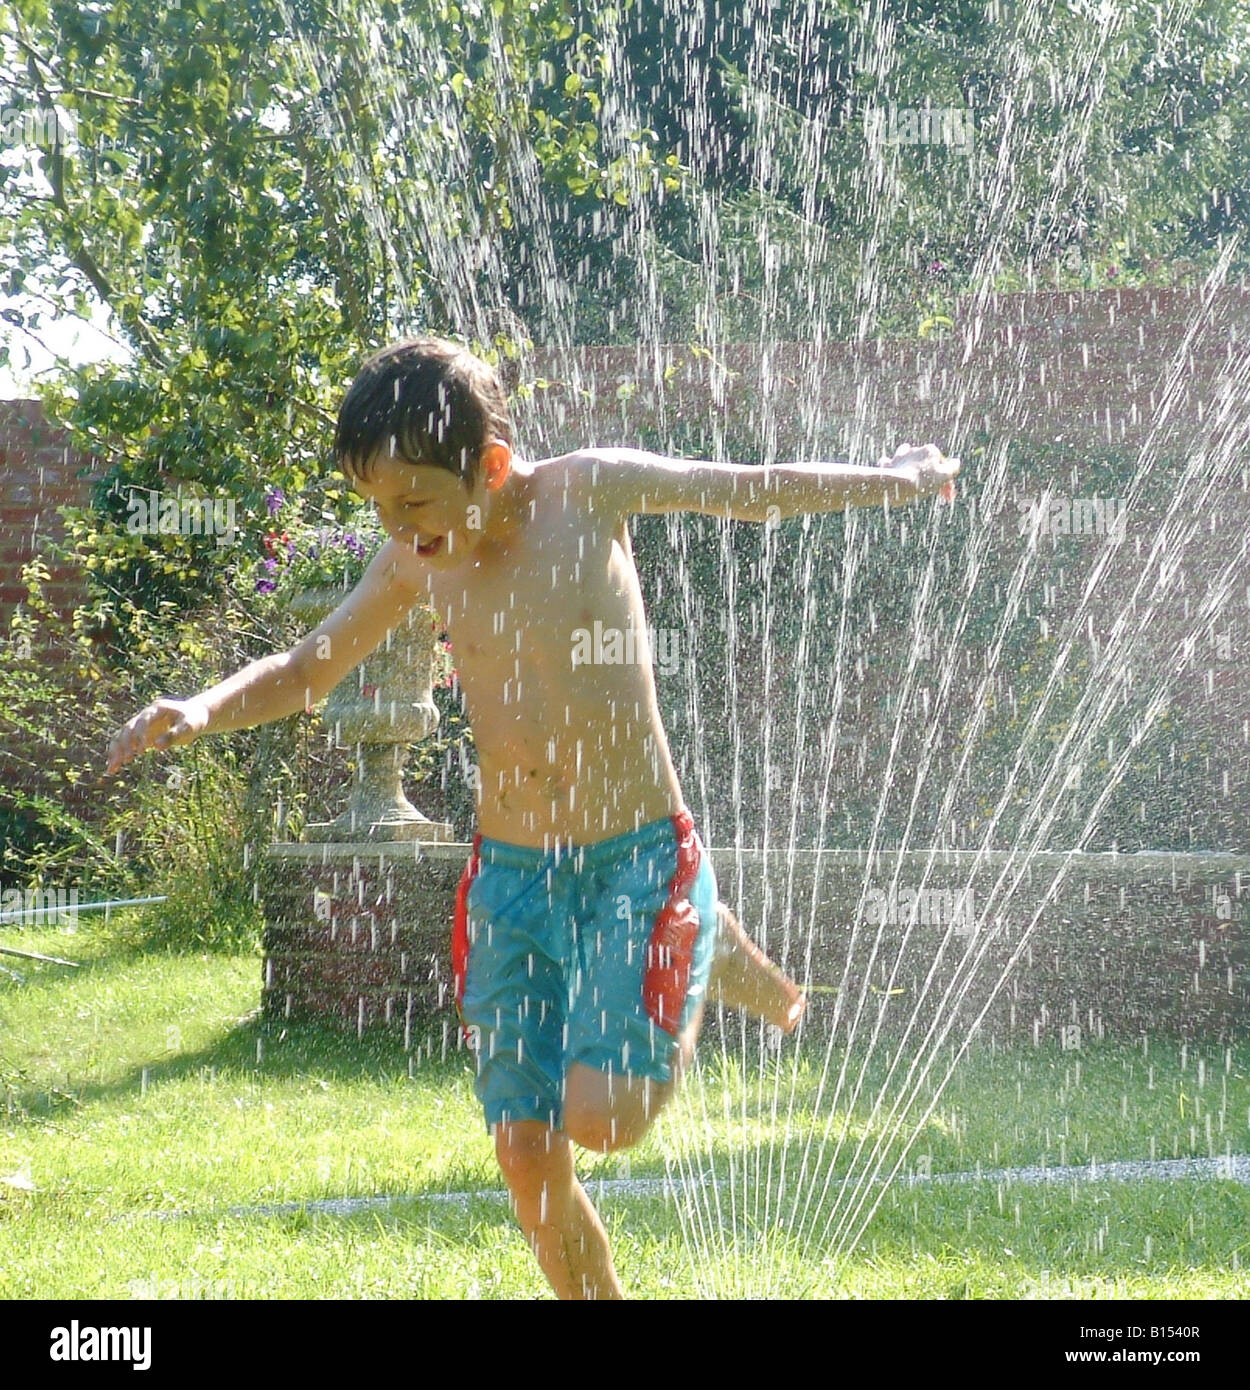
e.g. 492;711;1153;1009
563;1001;703;1154
562;908;806;1153
709;902;806;1033
495;1120;623;1300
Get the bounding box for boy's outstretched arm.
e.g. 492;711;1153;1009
578;443;959;521
104;538;427;775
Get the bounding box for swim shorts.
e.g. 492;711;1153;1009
451;808;719;1131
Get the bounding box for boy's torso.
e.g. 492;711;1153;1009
402;452;685;848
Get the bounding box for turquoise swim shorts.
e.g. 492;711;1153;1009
451;808;719;1132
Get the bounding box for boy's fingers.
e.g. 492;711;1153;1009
105;706;169;772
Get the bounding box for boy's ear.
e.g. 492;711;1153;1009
480;440;512;490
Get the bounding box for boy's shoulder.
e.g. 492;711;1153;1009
530;446;610;481
526;448;625;511
530;446;666;495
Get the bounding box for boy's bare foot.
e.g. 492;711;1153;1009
708;903;806;1033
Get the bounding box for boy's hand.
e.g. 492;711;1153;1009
105;696;210;776
880;443;960;503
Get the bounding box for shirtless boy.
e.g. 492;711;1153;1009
105;336;958;1299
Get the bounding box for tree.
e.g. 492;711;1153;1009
605;0;1250;342
0;0;663;649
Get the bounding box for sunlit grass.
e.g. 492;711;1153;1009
2;920;1247;1298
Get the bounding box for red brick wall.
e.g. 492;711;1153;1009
523;286;1250;461
10;285;1238;626
0;400;101;616
0;402;106;847
4;287;1248;848
522;285;1250;850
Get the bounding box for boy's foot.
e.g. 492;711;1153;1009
708;903;806;1034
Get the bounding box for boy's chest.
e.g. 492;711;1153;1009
423;512;636;664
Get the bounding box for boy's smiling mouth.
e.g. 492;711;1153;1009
416;535;444;556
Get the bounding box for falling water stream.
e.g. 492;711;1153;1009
272;0;1248;1296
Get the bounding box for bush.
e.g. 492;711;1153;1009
1;552;303;950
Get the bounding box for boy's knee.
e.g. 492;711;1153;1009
563;1078;668;1153
494;1120;571;1199
563;1108;649;1154
562;1061;675;1152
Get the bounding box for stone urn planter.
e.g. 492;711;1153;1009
286;586;453;842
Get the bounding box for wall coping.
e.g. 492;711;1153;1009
264;840;1250;880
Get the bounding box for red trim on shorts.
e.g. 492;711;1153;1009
643;809;702;1035
452;832;482;1038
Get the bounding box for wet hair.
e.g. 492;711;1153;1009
333;336;512;489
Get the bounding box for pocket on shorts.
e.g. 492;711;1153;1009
451;837;482;1016
642;815;704;1035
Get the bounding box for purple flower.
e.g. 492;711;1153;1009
256;577;277;593
265;487;285;516
263;556;279;573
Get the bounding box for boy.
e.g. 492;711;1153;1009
105;336;958;1299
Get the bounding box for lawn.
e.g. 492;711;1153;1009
2;919;1248;1299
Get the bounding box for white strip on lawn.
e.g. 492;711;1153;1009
121;1153;1250;1222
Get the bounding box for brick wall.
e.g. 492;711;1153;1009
6;288;1246;1038
257;844;1249;1045
520;284;1250;852
0;401;105;843
256;285;1250;1047
4;286;1249;849
8;285;1241;625
0;400;100;616
521;286;1250;461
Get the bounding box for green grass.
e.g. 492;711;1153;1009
2;919;1248;1299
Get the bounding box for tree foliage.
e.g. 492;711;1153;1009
608;0;1250;341
0;0;664;649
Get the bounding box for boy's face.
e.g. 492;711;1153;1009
352;441;511;568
